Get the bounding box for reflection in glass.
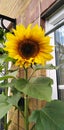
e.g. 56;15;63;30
55;25;64;85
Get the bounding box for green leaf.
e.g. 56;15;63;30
0;70;18;82
22;77;53;101
0;93;12;119
0;103;12;119
32;64;58;71
13;77;53;101
5;56;16;63
7;92;21;107
0;54;15;65
29;100;64;130
12;78;28;91
0;93;7;102
30;77;53;84
7;70;18;78
0;47;4;54
22;77;52;101
0;75;15;81
0;53;7;64
22;83;52;101
0;38;5;43
0;82;14;88
0;64;3;72
0;27;4;38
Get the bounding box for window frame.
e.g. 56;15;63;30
41;4;64;99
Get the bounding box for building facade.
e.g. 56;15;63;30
0;0;64;129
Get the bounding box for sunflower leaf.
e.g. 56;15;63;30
0;38;5;43
0;64;3;72
22;77;53;101
7;92;21;107
0;47;4;54
0;54;15;65
12;78;28;91
32;64;58;71
0;103;12;119
0;53;7;64
0;93;7;103
0;75;15;81
0;82;14;88
0;93;12;119
12;77;53;101
5;56;16;63
7;70;18;78
29;100;64;130
0;70;18;81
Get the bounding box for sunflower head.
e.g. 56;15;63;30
4;24;53;68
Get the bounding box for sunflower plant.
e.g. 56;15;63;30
0;24;64;130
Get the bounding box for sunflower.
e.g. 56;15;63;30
4;24;53;68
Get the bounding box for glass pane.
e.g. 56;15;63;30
55;25;64;85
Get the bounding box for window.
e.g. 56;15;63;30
45;5;64;100
55;25;64;85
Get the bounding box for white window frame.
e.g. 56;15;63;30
45;5;64;99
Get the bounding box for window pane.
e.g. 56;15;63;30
55;25;64;85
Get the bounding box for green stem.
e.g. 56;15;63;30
24;68;29;130
24;95;29;130
4;63;8;130
28;70;35;81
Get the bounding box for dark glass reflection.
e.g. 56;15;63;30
55;25;64;85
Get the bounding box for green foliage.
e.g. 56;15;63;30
0;47;4;54
0;92;22;119
0;94;12;119
0;82;14;88
32;64;59;71
12;78;28;90
0;93;7;102
0;53;16;65
0;64;3;71
0;75;15;81
0;27;5;43
7;92;21;107
0;27;4;37
0;69;18;82
22;77;53;101
0;54;7;64
12;77;53;101
0;27;64;130
0;103;12;119
29;100;64;130
7;69;18;78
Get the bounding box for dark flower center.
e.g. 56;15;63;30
18;39;40;59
